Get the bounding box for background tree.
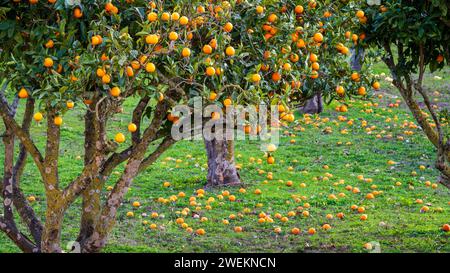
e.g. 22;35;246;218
356;0;450;187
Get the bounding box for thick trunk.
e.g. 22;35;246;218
40;192;64;253
204;138;241;187
80;95;176;253
350;47;365;71
77;177;103;250
299;92;323;114
77;109;104;248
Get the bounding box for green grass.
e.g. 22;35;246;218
0;65;449;253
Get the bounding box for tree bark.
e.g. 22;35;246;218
204;138;241;187
299;92;323;114
40;198;64;253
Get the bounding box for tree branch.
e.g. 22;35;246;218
0;98;45;175
0;217;38;253
138;136;176;172
132;96;150;145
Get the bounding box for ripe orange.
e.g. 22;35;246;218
66;101;74;109
443;224;450;232
206;67;216;76
145;34;159;45
126;66;134;77
171;12;180;21
197;5;205;13
272;72;281;82
311;62;320;71
105;2;114;12
223;22;233;32
351;72;360;81
146;62;156;73
45;39;54;48
168;31;178;41
147;12;158;22
161;12;170;21
203;44;213;54
54;116;63;126
372;81;380;89
291;228;300;235
267;143;277;152
322;224;331;230
33;112;43;122
158;92;164;102
211;112;221;120
234;226;243;232
251;73;261;83
18;88;29;98
243;124;251;134
223;98;232;107
309;53;318;62
43;57;54;68
102;74;111;84
256;6;264;14
181;48;191;58
356;10;365;18
295;5;304;14
336;86;345;96
96;68;106;77
283;63;291;71
73;7;83;18
360;214;368;221
101;53;109;61
308;228;316;235
225;46;235;56
268;13;277;23
115;133;125;143
128;123;137;133
267;156;275;164
313;33;323;43
179;16;189;25
209;91;217;101
296;39;306;48
358;86;367;96
209;38;218;49
91;35;102;46
196;228;206;235
290;53;300;63
366;193;375;199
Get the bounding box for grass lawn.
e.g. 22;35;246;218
0;64;449;253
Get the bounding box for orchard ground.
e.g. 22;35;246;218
1;63;449;253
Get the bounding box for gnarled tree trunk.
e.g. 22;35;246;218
204;138;241;187
299;92;323;114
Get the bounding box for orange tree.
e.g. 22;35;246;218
202;0;379;185
0;0;374;253
354;0;450;188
